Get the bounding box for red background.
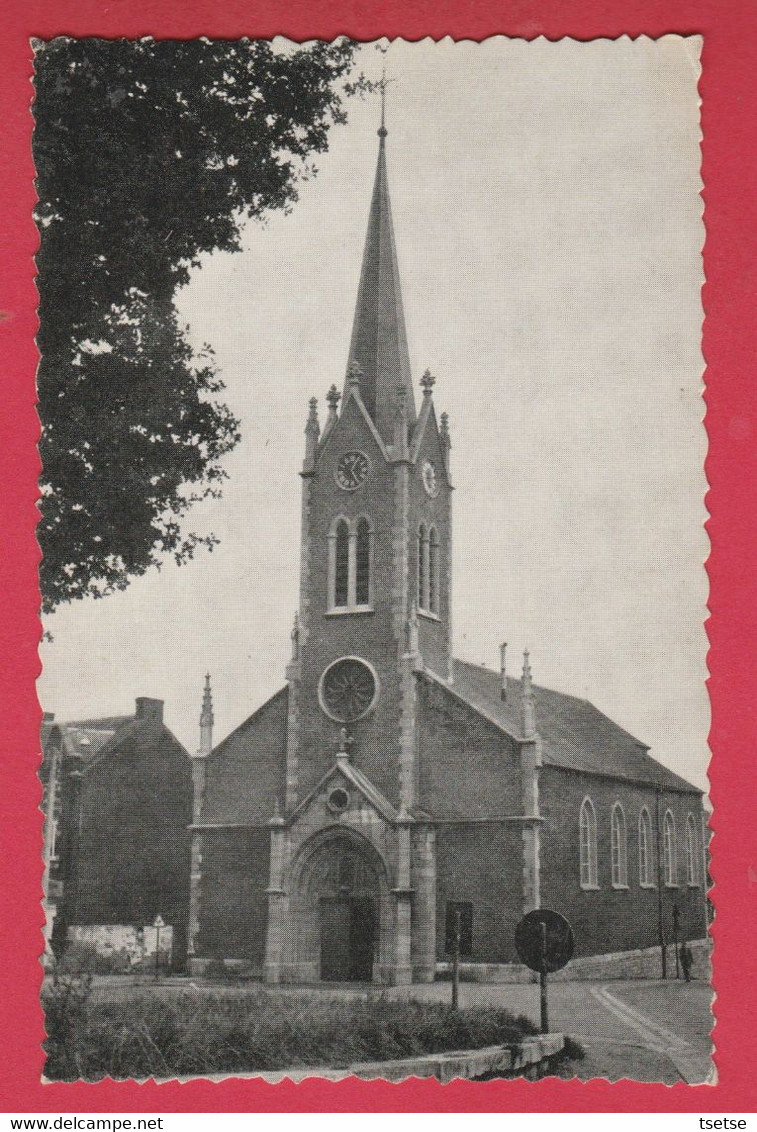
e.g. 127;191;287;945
2;0;755;1113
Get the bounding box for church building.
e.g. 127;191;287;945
188;118;708;984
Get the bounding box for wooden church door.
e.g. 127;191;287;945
319;897;375;981
319;898;352;981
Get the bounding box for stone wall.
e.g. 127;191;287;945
436;937;712;983
67;922;174;968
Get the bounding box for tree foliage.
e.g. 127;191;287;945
34;37;361;613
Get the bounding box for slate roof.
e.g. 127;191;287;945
442;659;699;794
42;711;181;771
43;717;132;765
201;656;698;830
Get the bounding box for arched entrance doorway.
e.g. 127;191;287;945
291;828;388;983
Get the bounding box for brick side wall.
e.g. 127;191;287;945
201;689;287;825
66;722;192;966
417;679;521;819
197;828;270;965
539;767;708;958
435;823;524;963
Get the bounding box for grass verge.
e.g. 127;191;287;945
43;977;539;1080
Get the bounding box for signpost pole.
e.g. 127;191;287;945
655;787;667;979
673;902;680;980
153;914;164;983
452;909;461;1011
539;920;549;1034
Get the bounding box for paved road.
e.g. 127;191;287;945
382;979;714;1084
87;975;714;1084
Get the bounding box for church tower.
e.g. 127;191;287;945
265;113;449;984
284;118;452;814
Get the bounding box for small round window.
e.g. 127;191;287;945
328;787;350;813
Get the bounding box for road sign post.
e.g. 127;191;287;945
153;913;165;982
539;920;549;1033
451;908;461;1011
515;909;574;1035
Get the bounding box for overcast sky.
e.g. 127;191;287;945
39;36;708;790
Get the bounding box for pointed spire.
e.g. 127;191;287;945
344;120;415;441
200;673;214;727
420;369;436;396
199;673;214;757
325;384;341;426
521;649;536;738
303;396;320;473
440;410;452;478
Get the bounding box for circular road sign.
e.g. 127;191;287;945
514;909;574;974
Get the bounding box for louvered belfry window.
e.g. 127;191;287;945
334;519;350;607
329;516;372;611
355;518;371;605
429;526;440;614
418;523;428;611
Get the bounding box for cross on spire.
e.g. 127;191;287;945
378;63;389;138
376;46;394;139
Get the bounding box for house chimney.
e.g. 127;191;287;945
499;643;507;701
135;697;164;722
42;711;55;723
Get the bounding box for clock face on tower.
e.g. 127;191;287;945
319;656;379;723
335;450;370;491
422;459;440;498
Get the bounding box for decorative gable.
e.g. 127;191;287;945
288;756;399;831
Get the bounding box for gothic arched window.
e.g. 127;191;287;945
334;519;350;607
428;526;440;615
355;518;371;606
418;523;429;612
686;813;699;886
579;797;598;889
639;807;654;887
611;803;628;888
663;810;678;887
328;516;373;612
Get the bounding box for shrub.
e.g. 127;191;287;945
42;969;94;1080
59;941;133;976
43;987;539;1080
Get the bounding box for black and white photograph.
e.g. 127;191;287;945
35;35;711;1084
